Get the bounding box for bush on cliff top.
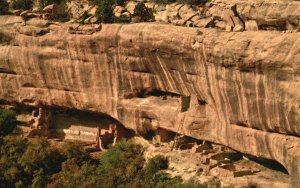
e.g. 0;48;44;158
39;0;61;9
115;0;125;6
56;0;68;22
154;0;206;4
0;0;9;15
133;2;153;22
37;0;68;21
96;0;114;23
11;0;33;10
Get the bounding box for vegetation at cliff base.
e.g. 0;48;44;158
0;109;17;136
46;140;206;188
0;109;210;188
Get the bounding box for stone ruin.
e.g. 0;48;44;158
15;107;129;151
145;128;284;182
28;108;52;129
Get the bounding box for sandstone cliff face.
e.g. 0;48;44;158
0;14;300;186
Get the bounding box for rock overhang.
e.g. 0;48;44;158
1;15;300;186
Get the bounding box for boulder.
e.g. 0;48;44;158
121;12;131;18
225;24;232;32
131;16;142;23
43;4;57;13
233;25;244;32
18;26;50;36
68;24;101;35
84;16;93;24
88;6;97;16
115;13;121;18
67;1;86;20
215;20;226;29
175;19;185;26
220;10;235;27
12;10;23;16
186;21;193;27
26;18;49;27
231;15;244;30
245;20;258;31
209;2;244;31
145;2;155;10
20;10;31;17
113;6;127;14
183;11;199;23
155;7;176;23
178;4;191;18
90;17;98;24
125;1;137;14
191;15;201;23
42;13;52;20
194;18;213;28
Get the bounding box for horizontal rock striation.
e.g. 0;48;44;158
0;15;300;186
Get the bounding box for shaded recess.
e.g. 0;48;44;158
245;155;289;174
141;127;289;175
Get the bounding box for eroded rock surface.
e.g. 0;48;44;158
0;14;300;186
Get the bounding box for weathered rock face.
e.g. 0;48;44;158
1;14;300;186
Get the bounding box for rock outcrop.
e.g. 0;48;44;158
0;12;300;187
62;0;300;32
152;0;300;31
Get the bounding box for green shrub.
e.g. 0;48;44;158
60;141;91;165
144;155;169;176
155;0;205;4
0;0;9;15
96;0;114;23
95;140;145;187
155;0;176;4
39;0;60;9
152;173;184;188
19;138;64;176
133;2;153;22
115;0;125;6
0;135;91;187
11;0;33;10
114;17;131;23
177;0;205;4
0;109;17;136
56;0;68;22
0;136;27;187
38;0;68;21
47;159;97;188
32;169;47;188
0;135;209;187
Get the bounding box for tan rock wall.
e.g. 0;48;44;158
1;16;300;186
